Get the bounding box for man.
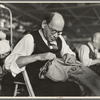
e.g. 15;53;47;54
0;30;11;59
1;12;81;96
78;32;100;76
0;31;11;73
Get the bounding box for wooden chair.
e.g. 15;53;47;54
13;69;35;97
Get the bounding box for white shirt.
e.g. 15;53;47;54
0;40;10;54
5;29;75;77
78;42;97;67
0;31;6;39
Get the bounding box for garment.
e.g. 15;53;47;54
78;42;100;76
40;58;100;96
2;29;80;96
68;64;100;96
39;58;80;81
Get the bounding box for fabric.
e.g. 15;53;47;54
39;58;77;81
89;65;100;77
40;58;100;96
5;29;75;77
68;65;100;96
39;58;81;82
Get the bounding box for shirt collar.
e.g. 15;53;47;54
39;29;57;46
39;29;48;45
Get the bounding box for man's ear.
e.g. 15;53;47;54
42;20;47;29
93;37;96;43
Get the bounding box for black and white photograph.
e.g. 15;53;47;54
0;1;100;99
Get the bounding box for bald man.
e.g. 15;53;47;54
2;12;81;96
78;32;100;76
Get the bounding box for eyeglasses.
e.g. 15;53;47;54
47;24;62;36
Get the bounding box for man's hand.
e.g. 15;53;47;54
38;52;56;61
63;53;76;64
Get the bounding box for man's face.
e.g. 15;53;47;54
93;34;100;49
43;14;64;42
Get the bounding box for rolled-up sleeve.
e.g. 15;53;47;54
78;45;92;67
59;35;75;57
5;34;34;77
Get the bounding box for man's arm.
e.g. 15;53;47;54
16;52;56;68
78;45;100;67
5;34;34;76
59;35;76;64
5;34;56;76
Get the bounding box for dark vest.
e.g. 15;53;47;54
26;31;62;86
86;44;100;77
86;44;96;60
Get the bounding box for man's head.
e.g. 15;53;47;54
92;32;100;49
42;12;65;42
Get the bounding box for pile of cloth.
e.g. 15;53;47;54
39;58;100;96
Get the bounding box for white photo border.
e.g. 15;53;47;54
0;0;100;100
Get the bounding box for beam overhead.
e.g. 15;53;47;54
60;3;92;34
4;3;41;22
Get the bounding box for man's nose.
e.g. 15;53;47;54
53;33;59;38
